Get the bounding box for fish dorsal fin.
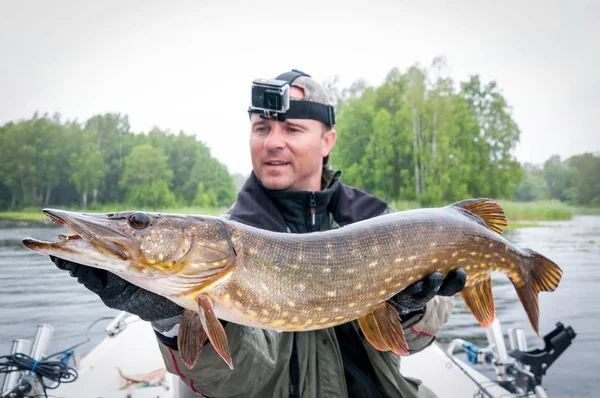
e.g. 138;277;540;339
451;198;507;234
357;302;409;356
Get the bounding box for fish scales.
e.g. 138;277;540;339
22;198;563;370
206;207;520;331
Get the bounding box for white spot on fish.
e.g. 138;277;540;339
297;283;306;292
394;257;403;263
385;277;392;283
368;260;378;268
323;267;331;273
327;291;337;297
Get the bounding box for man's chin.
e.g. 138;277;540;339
259;172;293;190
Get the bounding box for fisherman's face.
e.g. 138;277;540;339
249;86;336;191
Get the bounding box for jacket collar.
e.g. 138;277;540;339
229;169;389;233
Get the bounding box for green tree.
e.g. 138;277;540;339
68;128;107;209
119;144;176;207
512;163;547;202
564;153;600;206
543;155;570;201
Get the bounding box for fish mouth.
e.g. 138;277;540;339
23;209;129;261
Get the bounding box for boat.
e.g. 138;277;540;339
1;312;576;398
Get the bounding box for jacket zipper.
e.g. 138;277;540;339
309;191;316;228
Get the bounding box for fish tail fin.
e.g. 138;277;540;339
510;248;562;336
451;198;507;234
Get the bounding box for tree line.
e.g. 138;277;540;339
1;57;597;211
513;154;600;206
0;113;238;210
325;57;599;207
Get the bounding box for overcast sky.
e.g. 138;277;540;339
1;0;598;176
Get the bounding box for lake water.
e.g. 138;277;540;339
1;215;599;396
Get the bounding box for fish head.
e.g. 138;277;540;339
22;209;234;280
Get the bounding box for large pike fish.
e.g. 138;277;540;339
22;199;562;370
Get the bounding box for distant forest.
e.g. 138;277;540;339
1;57;598;210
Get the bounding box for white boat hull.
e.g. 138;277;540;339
49;313;515;398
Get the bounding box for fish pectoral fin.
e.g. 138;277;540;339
178;308;207;369
451;198;507;234
358;302;409;356
460;276;495;328
197;294;234;370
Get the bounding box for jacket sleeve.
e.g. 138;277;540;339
400;295;455;353
155;322;283;397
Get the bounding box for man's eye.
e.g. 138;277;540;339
254;127;268;133
287;127;301;133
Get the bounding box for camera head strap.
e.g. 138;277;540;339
247;69;335;126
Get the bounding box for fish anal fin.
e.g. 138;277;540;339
178;308;207;369
197;295;234;370
358;302;409;356
451;198;507;234
460;276;495;328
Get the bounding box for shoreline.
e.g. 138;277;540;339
1;201;598;228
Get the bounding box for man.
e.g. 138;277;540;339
52;69;466;397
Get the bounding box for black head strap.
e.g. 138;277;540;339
275;69;312;84
248;69;335;126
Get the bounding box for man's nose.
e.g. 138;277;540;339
263;123;286;150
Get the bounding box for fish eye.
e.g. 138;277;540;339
128;212;150;229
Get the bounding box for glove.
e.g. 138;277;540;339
388;268;467;317
51;256;184;329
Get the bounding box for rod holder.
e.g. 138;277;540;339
29;324;54;360
1;339;31;395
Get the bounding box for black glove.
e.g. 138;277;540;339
51;256;184;323
388;268;467;317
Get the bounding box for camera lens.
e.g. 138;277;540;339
264;92;280;111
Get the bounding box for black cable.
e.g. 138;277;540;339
0;352;78;397
0;315;125;398
44;316;116;360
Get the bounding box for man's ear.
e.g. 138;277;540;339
321;128;337;158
